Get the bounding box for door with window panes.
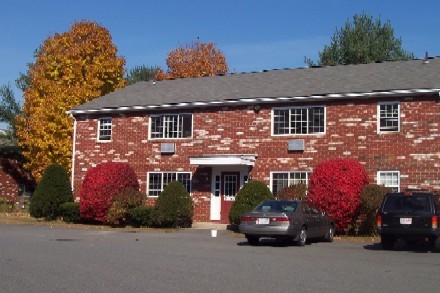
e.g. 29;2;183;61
220;172;240;222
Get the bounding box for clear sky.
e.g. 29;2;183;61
1;0;440;101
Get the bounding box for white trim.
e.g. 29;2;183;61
377;101;400;133
97;117;112;142
66;88;440;115
189;154;257;166
70;114;77;191
377;170;400;192
271;105;326;136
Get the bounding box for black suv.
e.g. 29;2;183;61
376;192;440;250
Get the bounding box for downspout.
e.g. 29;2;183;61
70;114;77;199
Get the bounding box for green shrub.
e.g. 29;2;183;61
29;164;73;220
228;180;274;225
351;184;390;235
0;196;14;213
60;202;81;223
276;183;308;200
128;206;154;227
106;187;146;226
153;181;194;228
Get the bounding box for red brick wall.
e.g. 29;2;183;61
0;158;34;202
72;95;440;221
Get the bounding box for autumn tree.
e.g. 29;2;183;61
125;65;160;85
306;13;414;66
155;39;228;80
15;20;126;182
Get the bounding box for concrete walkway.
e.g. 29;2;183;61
192;222;229;230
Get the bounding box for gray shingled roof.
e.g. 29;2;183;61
68;57;440;114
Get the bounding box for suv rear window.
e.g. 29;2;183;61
383;195;431;212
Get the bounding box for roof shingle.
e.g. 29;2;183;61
69;58;440;114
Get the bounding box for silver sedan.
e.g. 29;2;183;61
239;200;334;246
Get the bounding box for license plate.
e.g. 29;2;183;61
400;218;412;225
257;218;270;224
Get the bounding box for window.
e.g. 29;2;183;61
377;171;400;192
150;114;192;139
147;172;191;196
271;171;310;196
273;106;325;135
378;102;400;132
98;117;112;141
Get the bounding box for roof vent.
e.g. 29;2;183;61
423;52;430;64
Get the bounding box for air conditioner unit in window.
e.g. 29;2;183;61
287;139;305;151
161;143;175;153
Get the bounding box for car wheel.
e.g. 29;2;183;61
431;237;440;252
296;227;307;246
324;225;334;242
246;236;259;246
381;235;395;250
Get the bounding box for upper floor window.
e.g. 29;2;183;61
377;171;400;193
273;106;325;135
98;117;112;141
147;172;191;197
378;102;400;132
271;171;310;196
150;114;192;139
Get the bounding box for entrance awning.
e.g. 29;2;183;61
189;154;257;166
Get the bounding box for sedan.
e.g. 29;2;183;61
239;200;334;246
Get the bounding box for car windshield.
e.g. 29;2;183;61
383;195;431;212
255;200;298;213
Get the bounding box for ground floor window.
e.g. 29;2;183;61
271;171;310;196
377;171;400;192
147;172;191;196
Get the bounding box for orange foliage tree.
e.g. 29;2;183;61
155;39;228;80
16;20;126;182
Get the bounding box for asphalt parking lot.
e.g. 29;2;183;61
0;224;438;293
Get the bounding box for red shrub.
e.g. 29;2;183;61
80;162;140;223
307;159;369;233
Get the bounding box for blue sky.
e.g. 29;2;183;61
1;0;440;101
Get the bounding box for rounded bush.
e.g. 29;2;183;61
29;164;73;220
276;183;307;200
307;159;369;233
128;206;154;227
106;187;146;226
80;162;140;223
228;180;274;225
354;184;390;235
60;202;81;223
153;181;193;228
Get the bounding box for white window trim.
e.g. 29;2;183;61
147;171;192;197
97;117;112;142
148;113;193;140
270;171;311;195
377;102;400;133
377;170;400;192
271;106;326;136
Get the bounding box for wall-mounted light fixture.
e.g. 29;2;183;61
254;105;261;113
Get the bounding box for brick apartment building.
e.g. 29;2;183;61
68;57;440;223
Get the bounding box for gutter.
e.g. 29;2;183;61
69;114;77;197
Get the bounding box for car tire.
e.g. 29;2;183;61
324;225;334;243
296;227;307;246
381;235;395;250
246;236;259;246
431;237;440;252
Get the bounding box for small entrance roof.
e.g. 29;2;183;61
189;154;257;166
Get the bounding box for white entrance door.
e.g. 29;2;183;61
210;174;221;220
